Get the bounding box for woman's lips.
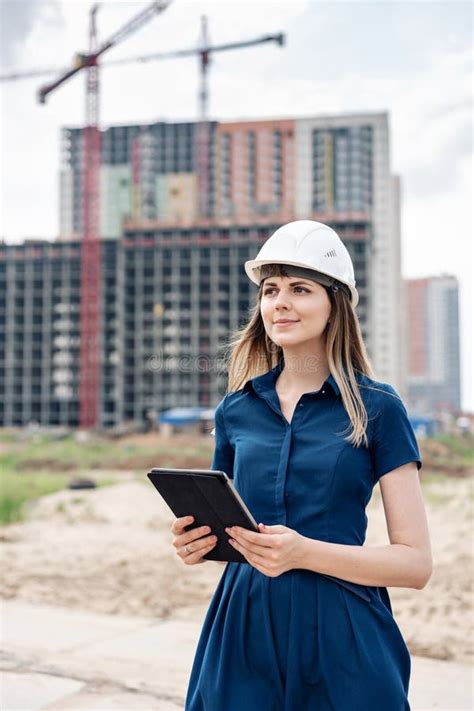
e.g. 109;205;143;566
274;320;299;326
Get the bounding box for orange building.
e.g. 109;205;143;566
214;119;295;223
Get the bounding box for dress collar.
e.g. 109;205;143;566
242;358;341;398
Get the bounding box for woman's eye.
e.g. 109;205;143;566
263;286;309;295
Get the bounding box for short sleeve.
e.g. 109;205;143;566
211;395;234;479
371;385;422;482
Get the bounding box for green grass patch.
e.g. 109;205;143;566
423;489;452;506
0;469;119;525
96;477;120;488
420;469;472;506
0;433;213;475
423;433;474;471
0;430;20;443
0;430;214;526
0;470;68;525
420;470;451;487
433;433;474;459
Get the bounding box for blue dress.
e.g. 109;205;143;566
185;361;422;710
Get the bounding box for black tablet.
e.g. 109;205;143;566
147;468;259;563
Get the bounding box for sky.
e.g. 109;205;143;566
0;0;472;410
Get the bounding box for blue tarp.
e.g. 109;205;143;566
159;407;215;426
409;416;438;438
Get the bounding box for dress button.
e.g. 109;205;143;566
321;390;325;394
299;403;304;408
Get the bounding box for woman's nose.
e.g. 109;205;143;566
274;291;291;308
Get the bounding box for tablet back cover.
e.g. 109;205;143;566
147;469;257;563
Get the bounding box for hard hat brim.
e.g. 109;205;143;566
244;258;359;308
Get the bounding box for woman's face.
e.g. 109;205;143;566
260;275;332;348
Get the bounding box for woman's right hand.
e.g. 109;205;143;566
171;516;218;565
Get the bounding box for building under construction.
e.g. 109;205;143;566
404;275;461;415
60;116;373;238
0;111;400;429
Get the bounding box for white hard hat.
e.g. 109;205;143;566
244;220;359;307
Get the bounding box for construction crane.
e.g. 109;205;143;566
5;7;283;426
3;21;284;221
38;0;172;429
3;22;284;219
0;28;285;82
0;26;285;83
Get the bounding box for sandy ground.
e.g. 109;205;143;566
1;474;473;665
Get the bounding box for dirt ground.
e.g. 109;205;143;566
1;474;472;664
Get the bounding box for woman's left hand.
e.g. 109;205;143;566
225;523;305;577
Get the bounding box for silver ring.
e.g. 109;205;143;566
185;545;191;554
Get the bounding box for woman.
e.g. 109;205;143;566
171;220;433;710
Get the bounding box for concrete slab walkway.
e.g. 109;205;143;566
1;600;472;710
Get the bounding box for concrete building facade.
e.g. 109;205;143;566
0;218;370;429
293;114;399;388
0;111;404;429
405;275;461;415
59;112;401;389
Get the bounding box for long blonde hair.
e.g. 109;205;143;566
225;264;375;447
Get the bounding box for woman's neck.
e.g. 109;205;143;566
278;345;330;392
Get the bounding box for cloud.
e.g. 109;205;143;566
389;46;473;198
263;0;473;83
0;0;63;66
403;107;472;198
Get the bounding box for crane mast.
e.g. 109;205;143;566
37;1;171;429
79;4;101;428
197;16;211;220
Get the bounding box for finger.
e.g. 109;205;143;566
171;515;194;534
173;525;212;548
229;538;262;555
229;537;271;566
228;529;279;553
259;524;288;534
225;527;275;546
229;535;269;557
180;535;217;557
183;525;213;545
182;538;217;564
